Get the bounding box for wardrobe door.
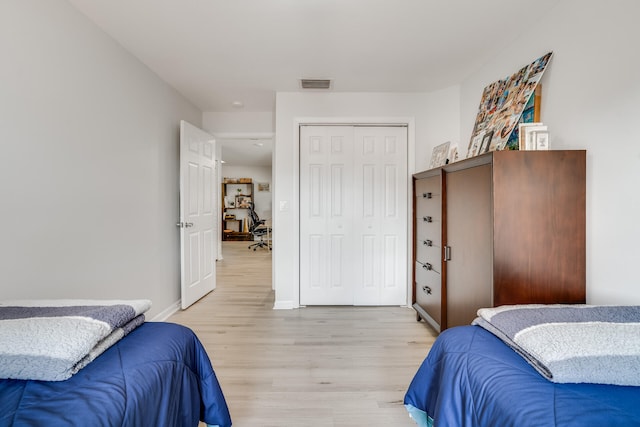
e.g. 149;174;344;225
491;151;586;305
445;165;493;328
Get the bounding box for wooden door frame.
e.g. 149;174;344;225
292;117;416;308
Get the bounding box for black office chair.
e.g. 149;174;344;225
247;203;271;251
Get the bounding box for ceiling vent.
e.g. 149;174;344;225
300;79;332;89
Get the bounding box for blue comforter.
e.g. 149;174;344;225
404;326;640;427
0;322;232;427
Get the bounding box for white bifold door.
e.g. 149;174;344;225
300;125;408;306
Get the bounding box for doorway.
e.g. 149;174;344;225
217;134;274;286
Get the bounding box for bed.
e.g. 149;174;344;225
404;305;640;427
0;301;231;427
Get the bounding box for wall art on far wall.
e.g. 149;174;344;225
467;51;553;158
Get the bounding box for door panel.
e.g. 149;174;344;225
179;120;217;309
353;126;407;305
300;126;354;305
330;234;345;288
445;165;493;326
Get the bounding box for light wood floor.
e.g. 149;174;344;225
169;241;437;427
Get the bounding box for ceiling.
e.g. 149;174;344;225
66;0;562;114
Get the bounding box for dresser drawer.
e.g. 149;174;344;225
415;239;441;267
416;258;441;277
415;262;442;326
415;217;441;243
415;195;441;221
415;176;441;198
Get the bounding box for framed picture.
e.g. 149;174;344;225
448;144;460;164
504;84;543;150
466;131;484;158
534;130;550;150
257;182;270;192
479;130;494;154
235;195;252;209
468;52;552;152
429;141;450;168
518;123;547;150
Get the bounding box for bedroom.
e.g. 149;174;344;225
1;0;639;425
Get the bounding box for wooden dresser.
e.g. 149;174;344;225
412;150;586;332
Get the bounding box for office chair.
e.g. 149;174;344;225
248;203;271;251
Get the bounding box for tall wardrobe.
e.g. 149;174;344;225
412;150;586;332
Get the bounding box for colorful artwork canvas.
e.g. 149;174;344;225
467;52;553;157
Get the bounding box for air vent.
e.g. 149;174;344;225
300;79;332;89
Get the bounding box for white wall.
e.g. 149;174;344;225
203;112;274;134
458;0;640;304
0;0;202;318
273;91;459;308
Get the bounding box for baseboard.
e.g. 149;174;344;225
273;300;295;310
150;300;181;321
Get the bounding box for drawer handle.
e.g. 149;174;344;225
423;239;433;247
422;192;433;199
422;263;433;271
422;285;432;295
423;216;433;223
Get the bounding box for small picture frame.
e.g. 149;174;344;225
235;195;251;209
448;144;460;164
257;182;270;192
518;123;547;150
534;131;550;150
479;130;494;154
429;141;450;168
467;132;484;158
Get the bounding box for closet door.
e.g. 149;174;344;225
300;126;355;305
299;125;407;306
352;126;408;305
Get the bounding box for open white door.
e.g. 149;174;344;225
179;120;217;309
